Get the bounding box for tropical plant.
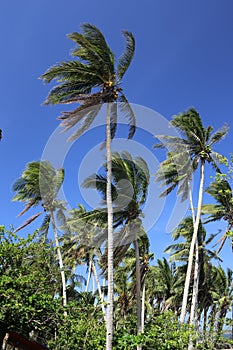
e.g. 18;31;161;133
145;258;180;314
212;266;233;345
203;174;233;252
12;161;68;309
62;208;107;321
154;108;228;325
165;217;220;318
40;23;135;350
0;228;60;347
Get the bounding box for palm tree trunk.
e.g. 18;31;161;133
106;103;114;350
189;184;199;328
190;238;199;326
180;161;205;323
189;186;199;328
91;260;107;322
50;211;67;313
92;271;95;294
141;279;146;333
203;307;207;342
134;238;142;350
188;187;199;350
85;259;92;292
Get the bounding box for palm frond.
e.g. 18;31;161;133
119;94;136;139
209;124;229;146
39;214;51;240
13;212;42;233
117;31;135;79
54;168;65;195
66;104;102;141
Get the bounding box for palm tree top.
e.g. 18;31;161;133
82;151;150;215
204;177;233;224
39;23;136;141
170;108;228;163
155;108;229;200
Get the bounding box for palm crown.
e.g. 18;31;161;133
40;23;136;141
155;108;228;199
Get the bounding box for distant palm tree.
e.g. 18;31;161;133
62;205;107;321
209;266;233;346
12;161;68;310
40;24;135;349
155;108;228;324
203;176;233;252
165;216;220;314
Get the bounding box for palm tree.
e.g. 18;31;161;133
40;24;135;349
154;108;228;324
203;175;233;252
12;161;68;310
81;151;149;343
62;205;107;321
165;217;220;315
207;266;233;347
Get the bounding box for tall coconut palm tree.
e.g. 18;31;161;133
154;108;228;324
81;151;149;344
12;161;68;310
203;175;233;252
40;23;135;350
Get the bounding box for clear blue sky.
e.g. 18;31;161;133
1;0;233;269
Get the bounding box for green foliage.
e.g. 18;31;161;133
0;229;60;340
142;311;195;350
113;311;194;349
48;300;106;349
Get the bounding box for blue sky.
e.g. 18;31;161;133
1;0;233;269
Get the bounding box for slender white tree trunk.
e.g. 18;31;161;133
106;103;114;350
134;239;142;350
92;271;95;294
92;260;107;322
188;184;199;350
180;162;205;323
85;259;92;292
141;280;146;333
51;212;67;314
190;238;199;326
189;184;199;327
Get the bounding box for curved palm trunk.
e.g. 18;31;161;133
141;279;146;333
180;162;205;323
91;260;107;322
189;183;200;328
106;103;114;350
188;186;199;350
134;239;142;350
190;238;199;325
50;211;67;313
